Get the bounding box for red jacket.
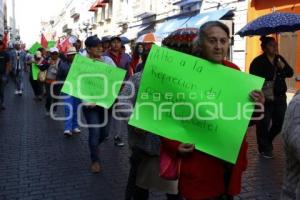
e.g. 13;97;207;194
161;60;248;199
129;55;141;76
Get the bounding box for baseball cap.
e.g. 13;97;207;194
110;36;122;42
102;36;111;42
85;35;102;48
49;47;59;53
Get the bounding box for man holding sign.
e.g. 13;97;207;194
120;21;265;199
61;36;126;173
28;51;43;101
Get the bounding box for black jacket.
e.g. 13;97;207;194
250;53;294;97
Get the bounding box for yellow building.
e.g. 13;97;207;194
245;0;300;90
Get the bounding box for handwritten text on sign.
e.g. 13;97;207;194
128;45;264;164
61;54;126;109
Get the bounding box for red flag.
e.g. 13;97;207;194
57;37;72;54
2;32;9;49
41;33;48;48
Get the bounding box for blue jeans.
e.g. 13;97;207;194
63;95;81;131
15;69;23;91
82;106;108;162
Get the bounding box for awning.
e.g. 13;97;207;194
155;8;233;37
183;8;234;28
173;0;201;6
120;24;152;40
155;17;191;37
137;23;155;37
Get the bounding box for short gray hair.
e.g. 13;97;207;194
197;21;230;46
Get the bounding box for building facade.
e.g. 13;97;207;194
3;0;19;43
200;0;249;71
0;0;4;37
43;0;96;41
44;0;249;70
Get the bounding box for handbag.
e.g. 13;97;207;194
38;70;47;82
262;81;274;101
262;67;277;101
159;144;181;180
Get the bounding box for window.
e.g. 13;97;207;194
101;7;105;21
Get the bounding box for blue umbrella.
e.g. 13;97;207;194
236;12;300;37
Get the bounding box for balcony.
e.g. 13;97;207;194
62;24;72;33
173;0;201;6
70;7;80;18
135;11;156;19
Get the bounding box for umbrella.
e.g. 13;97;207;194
136;32;162;43
236;12;300;37
162;28;198;47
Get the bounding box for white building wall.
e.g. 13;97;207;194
0;0;4;36
201;0;248;71
49;0;95;40
6;0;17;41
93;0;179;38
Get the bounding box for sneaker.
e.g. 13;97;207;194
90;162;101;173
14;90;19;95
18;90;23;96
72;128;81;134
260;151;274;159
114;136;125;147
64;130;72;137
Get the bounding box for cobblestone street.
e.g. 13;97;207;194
0;78;285;200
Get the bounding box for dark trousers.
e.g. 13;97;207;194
125;148;144;200
125;148;182;200
82;106;108;162
256;97;287;153
45;83;59;112
29;73;42;97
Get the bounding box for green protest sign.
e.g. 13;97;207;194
61;54;126;109
128;45;264;164
48;41;56;48
31;63;39;81
28;42;41;54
